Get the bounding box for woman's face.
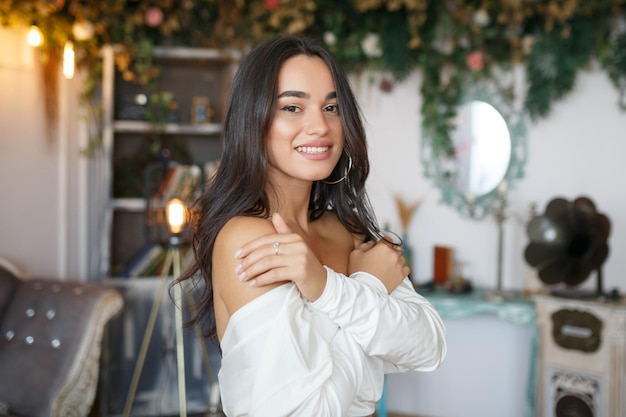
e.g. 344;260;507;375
266;55;344;186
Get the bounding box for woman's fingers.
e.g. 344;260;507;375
348;239;408;293
234;229;301;278
235;238;286;280
237;239;317;287
234;230;326;300
235;232;295;259
233;213;308;286
271;212;292;234
233;213;294;260
236;250;291;286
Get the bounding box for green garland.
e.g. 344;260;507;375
2;0;626;155
526;14;603;120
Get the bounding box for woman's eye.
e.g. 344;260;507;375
281;105;301;113
324;104;339;113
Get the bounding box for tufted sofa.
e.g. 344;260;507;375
0;259;123;417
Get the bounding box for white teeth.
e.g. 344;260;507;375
296;146;329;154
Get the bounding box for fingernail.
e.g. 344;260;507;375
234;263;242;274
238;272;246;282
234;248;242;259
248;279;256;287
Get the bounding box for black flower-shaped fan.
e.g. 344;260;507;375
524;196;614;299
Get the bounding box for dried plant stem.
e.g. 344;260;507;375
40;45;60;143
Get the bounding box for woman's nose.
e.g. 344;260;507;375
305;110;329;136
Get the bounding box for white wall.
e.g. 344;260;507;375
0;27;85;280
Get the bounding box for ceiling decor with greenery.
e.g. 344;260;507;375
2;0;625;155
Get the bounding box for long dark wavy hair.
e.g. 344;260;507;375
177;35;384;338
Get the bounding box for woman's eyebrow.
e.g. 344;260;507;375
278;90;309;99
277;91;337;100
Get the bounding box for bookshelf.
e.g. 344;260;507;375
100;45;237;278
96;45;235;417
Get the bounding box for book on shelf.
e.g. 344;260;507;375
157;165;178;197
119;244;196;278
118;243;164;278
161;164;202;202
129;245;164;278
151;245;194;276
137;247;169;277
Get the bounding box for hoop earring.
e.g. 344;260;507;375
322;156;352;185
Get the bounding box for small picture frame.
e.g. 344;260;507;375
190;96;214;124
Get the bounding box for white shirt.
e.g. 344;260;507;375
219;267;447;417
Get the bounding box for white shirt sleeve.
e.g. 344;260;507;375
309;266;447;373
219;284;380;417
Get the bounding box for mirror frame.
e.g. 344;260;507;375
421;82;528;219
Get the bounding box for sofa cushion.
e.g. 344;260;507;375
0;278;123;417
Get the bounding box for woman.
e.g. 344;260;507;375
179;35;447;417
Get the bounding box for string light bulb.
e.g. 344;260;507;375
63;41;75;79
27;25;43;47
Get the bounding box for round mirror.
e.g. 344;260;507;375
422;85;527;219
448;100;511;197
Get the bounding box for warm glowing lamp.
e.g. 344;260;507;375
124;197;191;417
27;25;43;47
63;41;75;79
166;198;186;235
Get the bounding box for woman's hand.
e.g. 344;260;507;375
348;239;409;294
234;213;328;301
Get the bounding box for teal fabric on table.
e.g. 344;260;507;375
420;287;538;417
377;376;387;417
425;287;536;323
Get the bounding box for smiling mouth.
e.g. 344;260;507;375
295;146;330;154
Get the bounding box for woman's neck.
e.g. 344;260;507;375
267;180;314;232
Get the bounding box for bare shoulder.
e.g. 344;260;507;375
213;215;276;285
212;216;281;341
216;215;276;249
